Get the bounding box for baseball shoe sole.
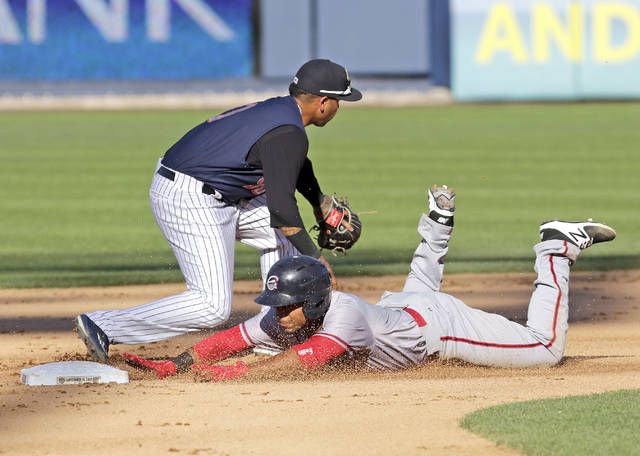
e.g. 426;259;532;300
539;219;616;249
75;314;110;363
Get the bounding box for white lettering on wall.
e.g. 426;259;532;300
28;0;46;44
146;0;170;42
75;0;128;42
0;0;21;43
146;0;235;42
0;0;235;44
172;0;234;41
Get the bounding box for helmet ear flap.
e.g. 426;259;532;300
302;296;330;320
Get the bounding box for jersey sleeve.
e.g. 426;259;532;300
294;292;374;369
241;308;287;353
252;126;321;256
321;296;374;348
292;334;347;368
254;125;309;228
296;158;323;208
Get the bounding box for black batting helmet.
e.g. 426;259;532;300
255;256;332;320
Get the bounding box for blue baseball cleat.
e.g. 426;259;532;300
75;314;110;363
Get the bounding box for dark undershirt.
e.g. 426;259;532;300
246;125;323;256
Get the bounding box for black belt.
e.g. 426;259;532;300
156;166;221;197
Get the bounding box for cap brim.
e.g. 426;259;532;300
337;87;362;102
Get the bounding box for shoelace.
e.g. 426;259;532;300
577;237;594;249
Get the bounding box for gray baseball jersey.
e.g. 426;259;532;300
240;214;577;369
242;290;429;370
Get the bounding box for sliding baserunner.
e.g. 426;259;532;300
122;185;616;380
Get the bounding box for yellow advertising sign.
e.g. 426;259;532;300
475;2;640;63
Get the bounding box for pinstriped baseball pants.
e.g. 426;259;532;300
88;161;297;344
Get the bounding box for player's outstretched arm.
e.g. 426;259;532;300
122;324;253;379
194;333;348;382
192;324;253;363
193;349;305;382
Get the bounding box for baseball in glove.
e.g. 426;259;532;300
313;195;362;255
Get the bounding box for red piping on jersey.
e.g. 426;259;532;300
240;322;256;346
438;336;544;349
403;307;427;327
544;253;562;348
315;332;352;349
440;255;561;349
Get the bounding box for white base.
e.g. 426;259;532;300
21;361;129;386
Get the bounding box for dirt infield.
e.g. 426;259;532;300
1;270;639;456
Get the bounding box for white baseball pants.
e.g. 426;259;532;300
404;216;580;368
88;161;297;344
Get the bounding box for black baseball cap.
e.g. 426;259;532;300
289;59;362;102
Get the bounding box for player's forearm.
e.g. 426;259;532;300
268;195;321;257
193;325;252;363
280;227;321;258
242;349;310;381
194;336;347;382
242;335;347;380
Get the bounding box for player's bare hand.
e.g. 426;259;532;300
276;306;307;333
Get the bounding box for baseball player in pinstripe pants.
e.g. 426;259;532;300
75;59;363;362
121;185;617;380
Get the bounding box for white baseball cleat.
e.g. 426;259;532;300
427;184;455;226
539;219;616;249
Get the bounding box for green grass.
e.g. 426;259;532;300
460;389;640;456
1;103;639;287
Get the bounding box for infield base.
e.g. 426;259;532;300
21;361;129;386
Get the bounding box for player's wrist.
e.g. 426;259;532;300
172;351;194;373
313;194;328;221
285;230;321;258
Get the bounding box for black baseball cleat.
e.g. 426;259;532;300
75;314;110;363
539;219;616;249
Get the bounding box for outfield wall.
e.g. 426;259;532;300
1;0;639;103
451;0;640;100
0;0;440;82
0;0;253;80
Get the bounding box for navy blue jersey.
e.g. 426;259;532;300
161;96;306;203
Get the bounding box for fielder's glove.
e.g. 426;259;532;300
313;195;362;255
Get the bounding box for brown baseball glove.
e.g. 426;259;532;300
313;195;362;255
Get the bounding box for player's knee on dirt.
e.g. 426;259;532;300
527;326;567;366
545;345;565;366
538;350;563;367
525;344;563;367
